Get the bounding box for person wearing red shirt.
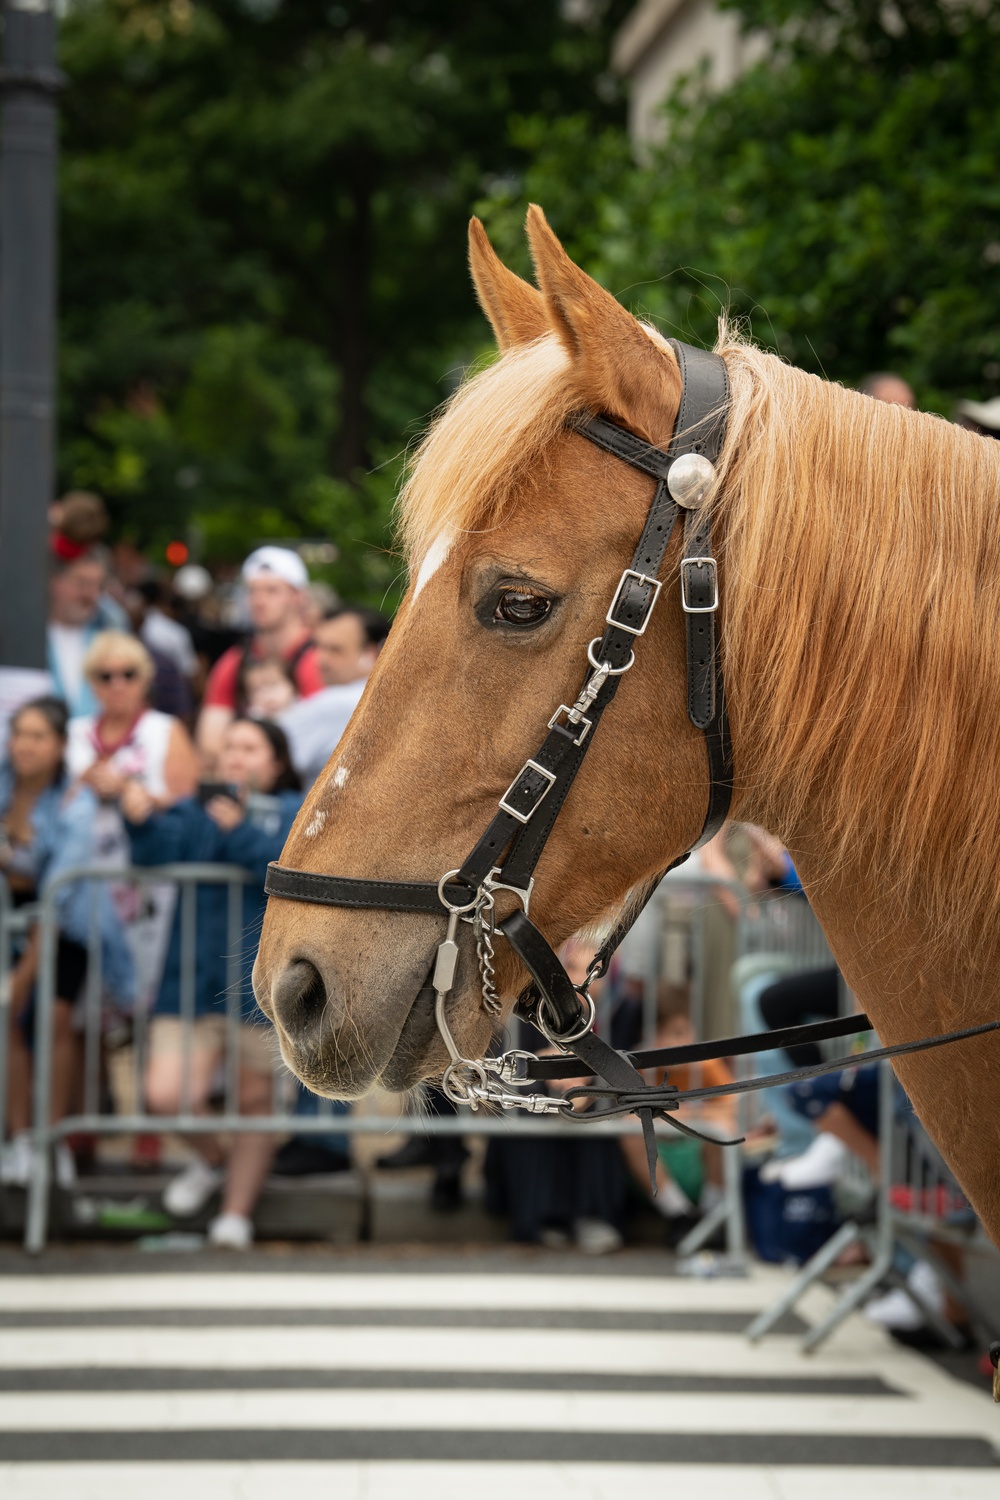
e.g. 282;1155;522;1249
196;547;323;766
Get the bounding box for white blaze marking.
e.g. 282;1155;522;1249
331;765;349;791
412;530;453;599
304;809;327;838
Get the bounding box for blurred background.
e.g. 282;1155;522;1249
45;0;1000;603
1;4;999;1490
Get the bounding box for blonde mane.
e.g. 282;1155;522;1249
398;335;574;566
717;337;1000;948
398;329;1000;949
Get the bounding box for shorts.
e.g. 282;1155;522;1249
11;888;89;1006
148;1015;277;1074
56;936;89;1003
788;1064;880;1137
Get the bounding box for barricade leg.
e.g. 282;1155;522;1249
895;1227;1000;1346
745;1219;865;1343
0;897;13;1157
799;1243;894;1352
25;904;57;1254
676;1136;746;1263
797;1064;898;1352
871;1255;969;1350
676;1196;726;1257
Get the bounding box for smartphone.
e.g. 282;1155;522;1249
197;780;240;806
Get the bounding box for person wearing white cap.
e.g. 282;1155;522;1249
955;396;1000;438
196;546;323;766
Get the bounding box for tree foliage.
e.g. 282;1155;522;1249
480;0;1000;416
58;0;629;600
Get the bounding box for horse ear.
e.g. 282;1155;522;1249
468;217;548;350
525;203;680;445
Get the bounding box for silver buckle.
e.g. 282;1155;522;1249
548;704;592;746
605;568;662;636
498;759;556;824
681;556;719;614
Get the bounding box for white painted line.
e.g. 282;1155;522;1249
0;1387;996;1444
0;1322;985;1410
0;1270;794;1314
768;1471;1000;1500
0;1464;997;1500
0;1325;810;1373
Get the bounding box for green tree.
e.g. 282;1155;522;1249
58;0;630;600
480;1;1000;416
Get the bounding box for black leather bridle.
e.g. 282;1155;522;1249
265;339;1000;1188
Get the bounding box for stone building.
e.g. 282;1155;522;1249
612;0;762;144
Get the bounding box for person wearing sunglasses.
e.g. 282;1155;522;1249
67;631;199;808
66;631;199;1011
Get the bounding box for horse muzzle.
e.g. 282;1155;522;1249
253;939;483;1097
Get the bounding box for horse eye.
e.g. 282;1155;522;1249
494;590;552;627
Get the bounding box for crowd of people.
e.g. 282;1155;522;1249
1;491;388;1247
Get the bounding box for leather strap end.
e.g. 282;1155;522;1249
641;1108;658;1196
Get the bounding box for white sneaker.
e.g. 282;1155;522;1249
54;1143;76;1190
574;1217;624;1255
656;1178;696;1217
775;1133;849;1190
0;1132;33;1187
207;1212;254;1249
865;1261;946;1331
163;1158;222;1217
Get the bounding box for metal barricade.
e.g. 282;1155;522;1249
0;879;37;1163
641;876;827;1266
737;890;833;969
17;863;751;1255
12;865;852;1264
745;1061;1000;1351
0;877;10;1159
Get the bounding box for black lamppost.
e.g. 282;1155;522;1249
0;0;63;675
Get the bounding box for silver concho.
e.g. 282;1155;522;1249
667;452;716;510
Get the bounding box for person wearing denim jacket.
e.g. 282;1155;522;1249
0;698;134;1189
123;716;303;1249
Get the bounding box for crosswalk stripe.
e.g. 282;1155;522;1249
0;1324;870;1373
0;1430;995;1468
0;1262;994;1489
0;1386;995;1439
0;1368;902;1395
0;1307;808;1333
0;1271;790;1313
2;1463;999;1500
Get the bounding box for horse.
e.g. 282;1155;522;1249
254;206;1000;1245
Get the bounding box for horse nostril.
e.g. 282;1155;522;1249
273;959;328;1036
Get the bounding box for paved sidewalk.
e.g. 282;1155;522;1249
0;1248;995;1496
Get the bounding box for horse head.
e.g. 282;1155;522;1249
253;208;724;1098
